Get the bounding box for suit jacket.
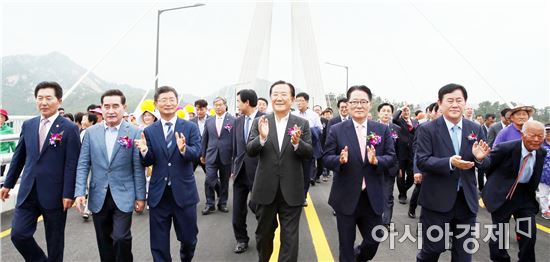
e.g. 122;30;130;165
392;110;418;161
201;114;235;166
4;115;80;209
320;117;329;149
326;115;346;137
190;115;210;137
75;122;145;213
141;118;201;208
246;113;313;206
487;122;504;148
232;111;265;179
481;140;546;213
416;117;486;213
387;122;401;176
323;120;396;216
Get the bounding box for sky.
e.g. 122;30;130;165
2;0;549;108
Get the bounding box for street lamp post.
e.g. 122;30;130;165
155;3;205;90
325;61;349;95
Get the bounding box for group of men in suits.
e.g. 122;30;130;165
1;80;547;262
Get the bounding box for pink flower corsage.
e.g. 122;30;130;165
467;131;477;141
224;123;233;132
390;130;398;140
117;136;133;149
287;126;301;136
49;131;64;147
367;132;382;146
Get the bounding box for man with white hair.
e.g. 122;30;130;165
477;120;547;261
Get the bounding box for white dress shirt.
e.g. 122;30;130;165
104;121;123;161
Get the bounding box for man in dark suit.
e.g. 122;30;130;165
74;89;146;261
136;86;201;262
487;108;510;147
231;89;264;254
327;98;349;134
478;120;546;262
200;97;235;214
323;85;396;262
476;113;496;192
247;80;313;262
190;99;209;173
393;104;418;204
376;102;401;228
0;81;81;261
415;83;486;261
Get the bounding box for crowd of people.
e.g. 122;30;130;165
0;80;549;262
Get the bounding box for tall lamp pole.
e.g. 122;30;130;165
155;3;205;90
325;61;349;95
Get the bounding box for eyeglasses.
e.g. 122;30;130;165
158;98;177;104
348;100;370;107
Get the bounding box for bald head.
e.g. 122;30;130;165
521;120;545;151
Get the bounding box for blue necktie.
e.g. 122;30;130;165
450;125;460;155
244;117;251;142
451;125;462;190
165;122;173;149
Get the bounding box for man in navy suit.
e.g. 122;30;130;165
415;83;486;261
392;104;418;204
326;98;349;135
200;97;235;214
1;81;81;261
74;89;146;261
478;120;546;261
323;85;396;262
135;86;201;262
231;89;264;254
376;102;401;228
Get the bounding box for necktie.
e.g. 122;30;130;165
450;125;460;155
356;125;367;190
216;117;222;136
39;119;49;152
165;122;173;149
407;119;413;132
506;153;532;200
244;116;251;142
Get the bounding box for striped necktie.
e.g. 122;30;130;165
165;122;173;149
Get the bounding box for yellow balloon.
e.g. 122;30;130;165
184;104;195;113
209;108;216;116
176;109;186;119
140;99;155;113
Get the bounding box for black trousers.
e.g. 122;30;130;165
417;189;476;262
92;189;133;262
397;159;414;200
11;185;67;262
336;190;383;262
410;184;421;211
232;165;255;244
477;168;485;192
489;185;537;262
314;158;325;180
382;175;396;225
255;188;302;262
302;158;314;197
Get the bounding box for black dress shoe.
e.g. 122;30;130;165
233;242;248;253
408;209;416;219
202;206;215;215
218;205;229;213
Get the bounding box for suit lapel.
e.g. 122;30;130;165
97;125;109;163
459;121;470;157
109;122;129;165
511;142;522;177
39;116;62;158
344;120;364;165
154;121;169;158
436;117;456;155
279;115;295;156
30;117;40;157
267;114;280;156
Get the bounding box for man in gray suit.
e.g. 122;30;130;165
200;97;235;214
247;80;313;262
487;108;510;147
75;89;146;261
